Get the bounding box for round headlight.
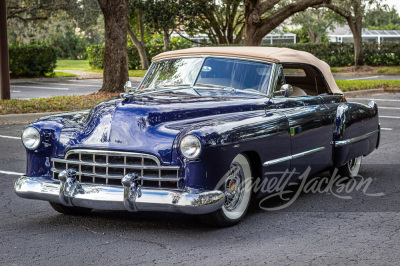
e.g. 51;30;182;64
22;127;41;150
180;135;202;159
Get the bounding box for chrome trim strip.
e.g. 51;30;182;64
332;130;379;147
263;147;325;167
65;149;161;165
52;158;179;170
14;176;225;215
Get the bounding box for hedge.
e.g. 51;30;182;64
9;44;57;77
262;42;400;67
88;36;192;70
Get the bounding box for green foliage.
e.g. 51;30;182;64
89;35;192;70
364;5;400;30
9;44;57;77
260;42;400;67
52;32;89;60
87;45;105;69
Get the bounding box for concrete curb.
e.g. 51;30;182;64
10;77;79;84
333;73;400;77
0;112;65;124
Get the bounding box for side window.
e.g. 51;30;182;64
272;65;286;96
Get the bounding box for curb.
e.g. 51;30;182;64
10;77;79;84
0;112;65;124
333;73;400;77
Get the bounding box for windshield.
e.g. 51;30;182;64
140;57;272;94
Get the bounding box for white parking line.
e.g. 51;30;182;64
348;76;380;80
378;107;400;110
349;98;400;102
380;116;400;119
0;135;20;140
12;86;69;91
0;170;24;176
381;128;393;130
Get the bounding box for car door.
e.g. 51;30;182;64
270;65;332;177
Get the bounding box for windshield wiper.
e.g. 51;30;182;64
195;83;236;91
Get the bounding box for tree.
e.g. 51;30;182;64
316;0;373;66
197;0;245;44
128;1;149;70
243;0;331;46
97;0;129;92
137;0;205;52
364;5;400;30
292;8;343;43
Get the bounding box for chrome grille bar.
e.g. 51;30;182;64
51;149;181;188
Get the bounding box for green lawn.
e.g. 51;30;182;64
331;65;400;74
46;72;77;78
336;80;400;92
56;60;147;77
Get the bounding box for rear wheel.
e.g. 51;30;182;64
49;202;92;215
200;154;252;227
338;156;362;178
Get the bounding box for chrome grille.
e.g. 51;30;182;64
51;149;181;189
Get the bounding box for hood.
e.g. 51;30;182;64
58;93;267;164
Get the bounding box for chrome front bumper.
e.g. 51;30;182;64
14;175;225;215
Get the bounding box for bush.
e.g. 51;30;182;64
88;35;192;70
52;34;89;60
217;42;400;67
9;44;57;78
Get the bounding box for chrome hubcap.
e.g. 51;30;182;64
224;162;245;211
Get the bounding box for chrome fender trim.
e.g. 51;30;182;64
263;147;325;167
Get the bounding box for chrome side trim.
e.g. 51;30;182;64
263;147;325;167
332;130;379;147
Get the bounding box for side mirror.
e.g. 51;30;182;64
124;81;133;92
280;84;293;97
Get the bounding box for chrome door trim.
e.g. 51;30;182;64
263;147;325;167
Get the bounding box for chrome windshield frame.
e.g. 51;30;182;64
136;55;276;98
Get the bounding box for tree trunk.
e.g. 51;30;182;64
97;0;129;93
349;1;364;66
127;25;149;70
163;30;170;52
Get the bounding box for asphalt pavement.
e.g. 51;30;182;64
0;93;399;265
9;75;400;99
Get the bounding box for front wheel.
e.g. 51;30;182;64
200;154;252;227
49;202;93;215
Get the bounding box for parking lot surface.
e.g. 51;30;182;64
0;93;399;265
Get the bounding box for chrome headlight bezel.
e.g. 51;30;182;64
22;126;41;150
180;134;202;159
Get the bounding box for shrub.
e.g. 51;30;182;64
218;42;400;67
87;44;105;69
9;43;57;78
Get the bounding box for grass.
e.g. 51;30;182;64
45;72;77;78
336;80;400;92
376;66;400;74
56;60;147;77
0;93;118;115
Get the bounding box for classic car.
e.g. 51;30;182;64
14;47;380;227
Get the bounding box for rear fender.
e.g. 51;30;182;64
332;101;379;167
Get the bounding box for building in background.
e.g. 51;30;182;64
328;26;400;43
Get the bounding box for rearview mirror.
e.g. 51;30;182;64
280;84;293;97
124;81;133;92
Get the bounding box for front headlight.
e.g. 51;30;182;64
22;127;41;150
180;135;202;159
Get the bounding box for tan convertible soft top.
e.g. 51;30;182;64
152;47;342;94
